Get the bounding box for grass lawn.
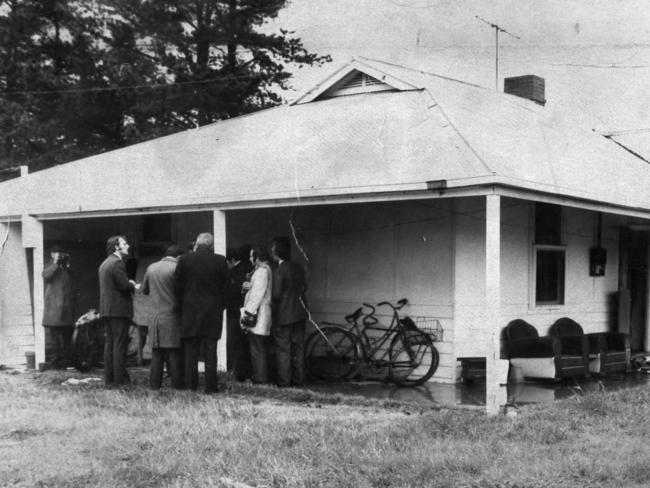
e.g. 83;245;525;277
1;369;649;488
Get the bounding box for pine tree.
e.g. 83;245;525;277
0;0;329;173
114;0;330;136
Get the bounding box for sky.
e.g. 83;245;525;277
273;0;650;133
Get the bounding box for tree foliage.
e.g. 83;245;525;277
0;0;329;174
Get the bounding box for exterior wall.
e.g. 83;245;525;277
228;200;456;382
501;200;624;334
453;196;626;381
0;222;34;367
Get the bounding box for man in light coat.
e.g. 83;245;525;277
141;243;184;389
98;235;136;386
42;245;75;368
241;245;273;384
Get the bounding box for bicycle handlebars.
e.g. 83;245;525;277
377;298;408;310
342;299;409;325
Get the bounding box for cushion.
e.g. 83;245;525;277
505;319;539;341
551;317;584;336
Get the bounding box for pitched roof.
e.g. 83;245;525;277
1;57;650;218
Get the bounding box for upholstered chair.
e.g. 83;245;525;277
549;317;630;375
503;319;589;380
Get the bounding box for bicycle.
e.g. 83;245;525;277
304;298;440;386
72;309;104;372
71;309;141;372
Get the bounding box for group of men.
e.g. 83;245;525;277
42;232;307;392
226;239;308;387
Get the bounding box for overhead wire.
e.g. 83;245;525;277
0;72;263;97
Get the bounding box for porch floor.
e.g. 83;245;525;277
306;372;650;409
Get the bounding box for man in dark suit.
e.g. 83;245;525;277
98;235;137;386
226;244;253;381
271;236;307;387
174;232;229;393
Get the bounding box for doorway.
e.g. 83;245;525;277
625;230;648;352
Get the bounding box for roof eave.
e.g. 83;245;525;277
12;175;650;222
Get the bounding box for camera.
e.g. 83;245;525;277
240;310;257;329
57;253;70;267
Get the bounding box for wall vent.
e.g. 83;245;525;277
321;70;395;98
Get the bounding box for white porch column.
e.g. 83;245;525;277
485;194;504;416
213;210;228;371
22;215;45;367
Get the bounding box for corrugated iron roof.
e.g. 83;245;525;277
1;57;650;217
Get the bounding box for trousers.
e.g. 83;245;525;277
45;325;73;365
103;317;130;386
248;333;269;383
272;321;305;386
184;336;218;393
150;347;183;389
227;316;251;381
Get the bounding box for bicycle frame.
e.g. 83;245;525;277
322;299;415;369
351;306;391;362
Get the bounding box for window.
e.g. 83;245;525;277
535;245;566;304
534;203;565;305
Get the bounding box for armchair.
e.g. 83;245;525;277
503;319;589;380
549;317;630;375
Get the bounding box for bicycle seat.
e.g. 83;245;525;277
345;308;363;324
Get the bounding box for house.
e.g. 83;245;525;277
1;58;649;398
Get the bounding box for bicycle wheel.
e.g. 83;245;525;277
305;326;360;381
388;329;438;386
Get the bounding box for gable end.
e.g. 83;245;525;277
318;70;396;99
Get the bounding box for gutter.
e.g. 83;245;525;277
8;175;650;223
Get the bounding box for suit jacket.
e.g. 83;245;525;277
272;260;307;326
226;259;253;319
98;254;135;319
141;257;181;348
174;248;229;339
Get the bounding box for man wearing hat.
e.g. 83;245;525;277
42;245;75;368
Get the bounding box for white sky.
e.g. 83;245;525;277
275;0;650;131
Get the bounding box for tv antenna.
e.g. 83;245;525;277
476;16;520;90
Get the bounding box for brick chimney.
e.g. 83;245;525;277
504;75;545;106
